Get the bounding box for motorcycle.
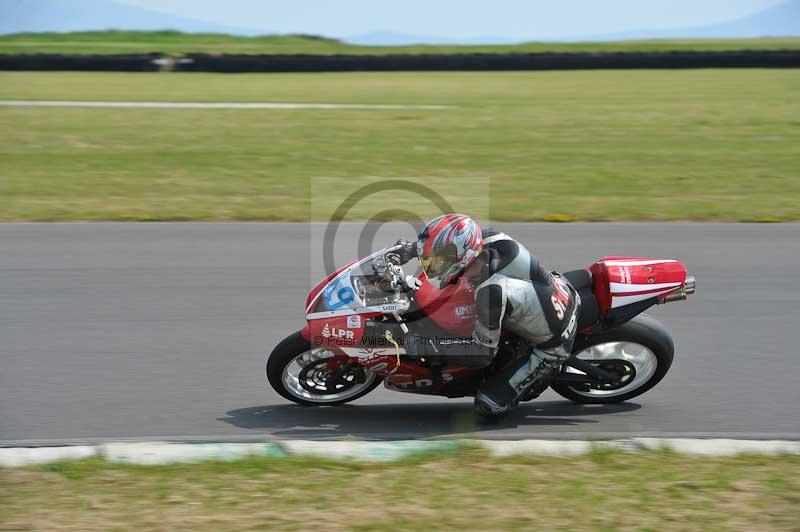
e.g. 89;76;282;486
267;244;695;407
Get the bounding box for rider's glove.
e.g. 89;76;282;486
387;239;417;265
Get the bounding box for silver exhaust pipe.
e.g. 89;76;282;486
659;275;696;304
684;275;696;295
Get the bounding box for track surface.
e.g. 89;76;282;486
2;223;798;443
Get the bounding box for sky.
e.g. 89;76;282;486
114;0;786;40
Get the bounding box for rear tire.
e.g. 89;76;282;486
551;315;674;404
266;331;382;406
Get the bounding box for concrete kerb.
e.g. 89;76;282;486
2;439;800;467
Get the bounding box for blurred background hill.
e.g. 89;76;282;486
0;0;257;36
594;0;800;41
1;0;798;44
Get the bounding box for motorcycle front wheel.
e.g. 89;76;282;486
266;331;383;406
550;315;675;404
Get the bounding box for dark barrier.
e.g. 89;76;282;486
1;51;799;72
177;50;800;73
0;53;163;72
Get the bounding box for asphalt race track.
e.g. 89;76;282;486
2;223;799;444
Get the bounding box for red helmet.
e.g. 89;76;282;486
416;214;483;289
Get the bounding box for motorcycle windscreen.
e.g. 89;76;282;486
311;247;409;314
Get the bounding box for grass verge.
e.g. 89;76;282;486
1;449;799;531
1;31;800;55
1;70;798;221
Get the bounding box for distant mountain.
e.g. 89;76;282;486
586;0;800;41
0;0;259;35
667;0;800;38
346;32;456;46
1;0;797;44
345;32;519;46
354;1;800;45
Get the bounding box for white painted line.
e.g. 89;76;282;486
0;100;452;110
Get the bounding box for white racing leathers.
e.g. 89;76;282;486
470;230;581;416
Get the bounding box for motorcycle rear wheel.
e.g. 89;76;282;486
551;315;675;404
267;331;383;406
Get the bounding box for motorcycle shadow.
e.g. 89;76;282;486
218;400;641;439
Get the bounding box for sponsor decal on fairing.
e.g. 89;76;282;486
321;323;355;340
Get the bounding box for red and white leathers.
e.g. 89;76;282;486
395;225;581;417
469;229;580;416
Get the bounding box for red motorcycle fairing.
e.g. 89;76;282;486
305;314;366;345
303;304;483;395
412;275;477;337
382;363;482;396
301;255;484;394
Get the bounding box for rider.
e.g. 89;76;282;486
391;213;581;417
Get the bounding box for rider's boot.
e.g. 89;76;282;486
474;349;565;420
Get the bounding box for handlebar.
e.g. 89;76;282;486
372;251;420;297
386;261;416;292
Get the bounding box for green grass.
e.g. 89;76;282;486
1;70;798;221
2;30;800;55
2;450;799;531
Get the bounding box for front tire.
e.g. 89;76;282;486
266;331;382;406
551;315;675;404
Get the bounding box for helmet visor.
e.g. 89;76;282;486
419;242;458;280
